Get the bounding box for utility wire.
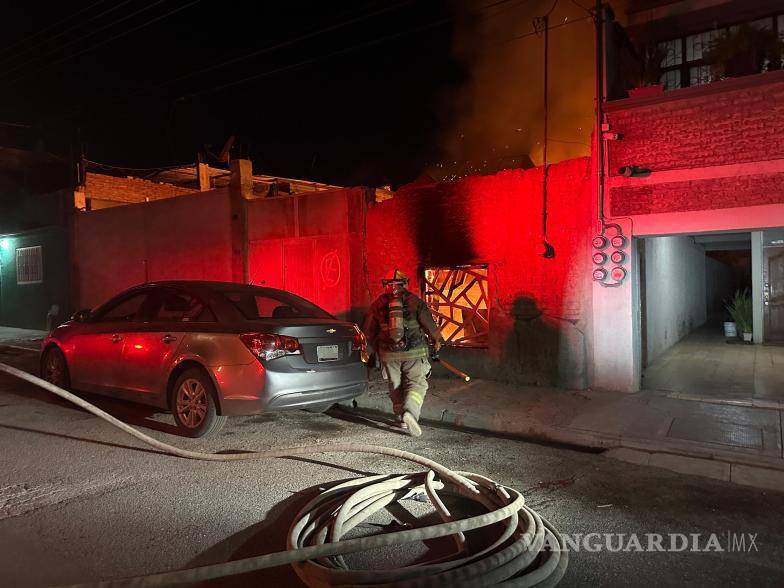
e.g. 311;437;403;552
176;0;533;102
88;0;524;110
4;0;198;85
0;0;106;58
84;158;196;173
69;0;417;112
507;13;592;42
0;0;133;70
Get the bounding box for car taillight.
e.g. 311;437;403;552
352;325;367;351
240;333;301;362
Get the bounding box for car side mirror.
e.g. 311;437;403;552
72;309;92;323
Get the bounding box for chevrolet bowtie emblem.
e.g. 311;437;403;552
326;328;337;334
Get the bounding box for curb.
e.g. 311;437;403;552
605;448;784;493
340;388;784;494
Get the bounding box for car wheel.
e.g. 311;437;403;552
304;402;334;414
171;368;226;438
41;347;70;390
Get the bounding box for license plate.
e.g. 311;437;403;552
317;344;340;362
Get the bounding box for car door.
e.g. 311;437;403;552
120;287;212;398
67;290;152;393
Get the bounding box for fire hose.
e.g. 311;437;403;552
0;361;568;588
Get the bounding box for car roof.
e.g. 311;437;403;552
134;280;282;294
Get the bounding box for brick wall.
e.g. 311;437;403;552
606;72;784;218
611;172;784;216
362;158;593;388
84;172;196;204
607;73;784;175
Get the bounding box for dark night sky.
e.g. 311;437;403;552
0;0;468;186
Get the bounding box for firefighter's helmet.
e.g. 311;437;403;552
381;269;408;286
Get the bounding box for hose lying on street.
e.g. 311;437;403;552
0;361;568;588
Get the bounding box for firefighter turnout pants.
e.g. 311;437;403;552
382;358;430;421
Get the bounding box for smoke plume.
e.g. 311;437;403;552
432;0;624;180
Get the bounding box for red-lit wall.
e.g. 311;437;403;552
74;189;234;308
246;188;366;321
74;164;594;389
363;158;593;388
606;71;784;219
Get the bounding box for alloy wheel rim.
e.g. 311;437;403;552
176;378;208;428
45;353;64;386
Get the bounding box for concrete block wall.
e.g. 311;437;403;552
74;189;234;308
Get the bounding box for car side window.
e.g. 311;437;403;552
149;289;215;322
93;292;149;322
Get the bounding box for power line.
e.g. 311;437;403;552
84;158;196;173
0;0;133;70
77;0;417;110
175;0;532;103
507;13;592;42
3;0;195;85
0;0;106;58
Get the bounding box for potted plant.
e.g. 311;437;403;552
722;310;737;339
706;24;784;79
725;288;753;342
626;42;667;98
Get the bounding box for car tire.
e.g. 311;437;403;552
41;346;71;390
304;402;334;414
171;368;226;438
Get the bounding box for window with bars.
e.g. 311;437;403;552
657;13;784;90
16;246;43;285
423;266;489;348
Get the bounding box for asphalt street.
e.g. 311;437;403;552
0;346;783;587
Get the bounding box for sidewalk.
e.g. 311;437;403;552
338;375;784;493
0;326;46;350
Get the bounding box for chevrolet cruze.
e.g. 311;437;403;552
41;281;369;437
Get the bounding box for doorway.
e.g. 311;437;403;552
639;231;784;406
763;229;784;341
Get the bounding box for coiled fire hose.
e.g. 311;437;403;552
0;362;568;587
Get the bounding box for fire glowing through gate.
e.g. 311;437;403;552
424;266;489;347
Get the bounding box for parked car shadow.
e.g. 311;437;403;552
0;349;182;436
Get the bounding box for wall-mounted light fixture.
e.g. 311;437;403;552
0;238;10;252
538;240;555;259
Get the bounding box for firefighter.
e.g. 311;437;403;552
362;270;442;437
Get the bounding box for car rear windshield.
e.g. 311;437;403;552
219;289;332;320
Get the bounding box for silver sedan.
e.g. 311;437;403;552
41;281;369;437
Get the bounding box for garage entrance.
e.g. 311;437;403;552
639;231;784;406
